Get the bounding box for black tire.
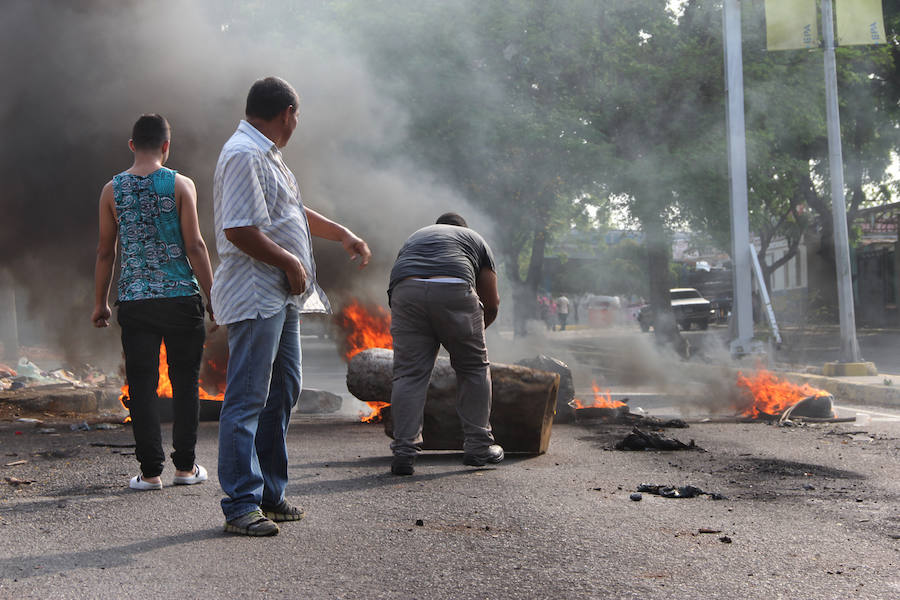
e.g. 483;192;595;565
678;320;691;331
698;319;709;330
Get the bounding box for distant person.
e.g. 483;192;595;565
387;212;502;476
547;298;557;331
538;295;551;330
213;77;371;536
92;114;215;492
556;295;570;330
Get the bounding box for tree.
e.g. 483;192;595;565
327;0;610;335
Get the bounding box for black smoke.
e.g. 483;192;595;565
0;0;480;368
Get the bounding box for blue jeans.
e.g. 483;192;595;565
218;305;302;521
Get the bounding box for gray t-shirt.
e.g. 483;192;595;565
388;224;496;298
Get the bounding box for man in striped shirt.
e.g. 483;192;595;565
213;76;371;536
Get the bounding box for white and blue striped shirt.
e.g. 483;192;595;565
211;120;329;325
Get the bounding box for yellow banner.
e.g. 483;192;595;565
836;0;886;46
766;0;818;51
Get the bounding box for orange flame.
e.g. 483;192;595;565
333;300;392;361
572;381;627;409
736;369;831;419
361;401;389;423
119;342;225;419
333;300;393;422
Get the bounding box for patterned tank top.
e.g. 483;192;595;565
112;167;200;302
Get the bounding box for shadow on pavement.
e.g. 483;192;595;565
0;527;223;581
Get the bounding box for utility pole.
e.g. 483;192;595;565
0;269;18;363
821;0;861;363
723;0;756;356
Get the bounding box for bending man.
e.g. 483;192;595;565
387;212;501;476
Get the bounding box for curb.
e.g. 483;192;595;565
673;361;900;411
0;385;127;418
778;372;900;410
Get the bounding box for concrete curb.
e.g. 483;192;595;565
671;361;900;410
778;371;900;410
0;384;127;419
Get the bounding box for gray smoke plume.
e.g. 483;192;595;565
0;0;485;369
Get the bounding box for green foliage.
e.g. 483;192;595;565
222;0;900;322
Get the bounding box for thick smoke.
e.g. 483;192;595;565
0;0;484;369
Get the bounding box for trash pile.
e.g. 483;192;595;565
634;483;726;500
614;427;701;451
0;357;113;392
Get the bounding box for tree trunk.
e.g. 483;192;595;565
346;348;560;454
0;270;19;363
507;225;550;338
643;217;689;357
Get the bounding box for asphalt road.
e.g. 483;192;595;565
3;412;900;599
3;331;900;599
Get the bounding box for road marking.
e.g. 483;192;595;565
834;405;900;422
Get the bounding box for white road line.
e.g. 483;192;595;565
833;405;900;418
833;405;900;422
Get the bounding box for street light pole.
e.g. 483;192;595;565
723;0;755;356
821;0;861;363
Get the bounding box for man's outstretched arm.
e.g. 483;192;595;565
305;207;371;268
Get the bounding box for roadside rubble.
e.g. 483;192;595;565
0;356;124;421
635;483;727;500
0;357;113;392
614;427;702;451
573;402;689;428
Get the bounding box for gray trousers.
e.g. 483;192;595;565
389;279;495;457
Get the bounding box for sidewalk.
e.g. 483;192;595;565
777;370;900;410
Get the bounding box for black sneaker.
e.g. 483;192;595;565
261;499;305;522
391;455;415;476
463;444;504;466
224;510;280;536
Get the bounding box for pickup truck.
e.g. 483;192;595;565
637;288;714;332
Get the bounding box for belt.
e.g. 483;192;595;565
408;276;467;284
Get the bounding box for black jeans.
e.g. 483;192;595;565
118;295;206;478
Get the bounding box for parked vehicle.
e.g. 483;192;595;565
637;288;715;332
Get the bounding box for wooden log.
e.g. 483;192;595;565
346;348;559;454
516;355;575;423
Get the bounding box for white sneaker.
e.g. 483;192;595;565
129;474;163;491
172;464;208;486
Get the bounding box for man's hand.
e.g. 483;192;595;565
224;226;309;295
341;233;371;268
285;255;308;295
92;304;111;328
205;303;219;332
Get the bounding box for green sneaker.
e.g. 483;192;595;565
224;510;280;536
261;499;305;522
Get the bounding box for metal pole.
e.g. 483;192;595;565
821;0;861;362
723;0;754;356
0;269;18;363
749;244;782;346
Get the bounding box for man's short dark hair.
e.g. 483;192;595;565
245;77;299;121
435;212;467;227
131;114;170;151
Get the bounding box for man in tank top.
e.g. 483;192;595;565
92;114;215;492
